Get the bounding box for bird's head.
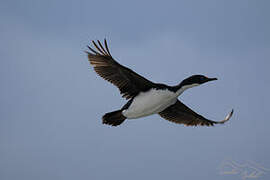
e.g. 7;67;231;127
180;75;217;89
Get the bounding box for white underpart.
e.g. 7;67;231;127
122;89;177;119
175;83;199;96
122;83;200;119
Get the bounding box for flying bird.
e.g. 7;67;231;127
86;39;233;127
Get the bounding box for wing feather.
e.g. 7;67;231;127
87;39;156;99
159;100;233;126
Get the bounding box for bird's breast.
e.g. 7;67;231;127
122;88;177;119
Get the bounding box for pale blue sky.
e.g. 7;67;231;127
1;0;270;180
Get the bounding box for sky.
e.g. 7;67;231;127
0;0;270;179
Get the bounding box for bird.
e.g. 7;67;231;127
86;39;233;127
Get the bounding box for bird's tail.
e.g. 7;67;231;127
102;110;126;126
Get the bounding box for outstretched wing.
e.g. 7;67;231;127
159;100;233;126
86;39;156;99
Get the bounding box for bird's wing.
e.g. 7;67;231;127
86;39;156;99
159;100;233;126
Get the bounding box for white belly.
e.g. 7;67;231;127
122;89;178;119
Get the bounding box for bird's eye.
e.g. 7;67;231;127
200;77;205;80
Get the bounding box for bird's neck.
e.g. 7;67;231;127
174;83;199;96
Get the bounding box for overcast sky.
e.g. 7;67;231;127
1;0;270;180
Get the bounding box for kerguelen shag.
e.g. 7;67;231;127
86;39;233;127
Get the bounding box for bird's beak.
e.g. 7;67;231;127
207;77;218;82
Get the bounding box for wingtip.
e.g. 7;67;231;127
219;109;234;124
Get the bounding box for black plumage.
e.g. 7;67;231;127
86;39;233;127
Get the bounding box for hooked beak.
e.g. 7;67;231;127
206;77;218;82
